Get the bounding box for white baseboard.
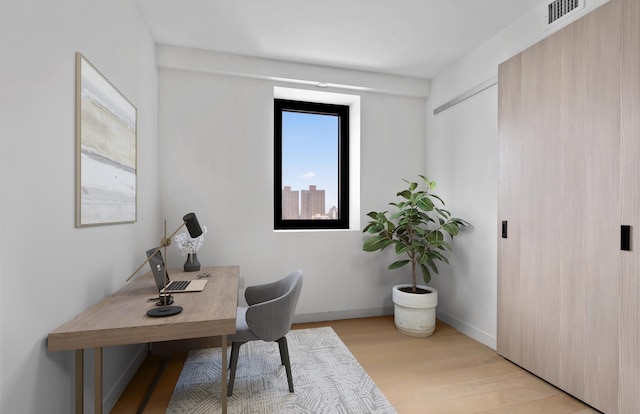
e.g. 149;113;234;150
294;307;394;324
295;307;496;350
436;309;496;350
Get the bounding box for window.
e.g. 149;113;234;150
274;99;349;230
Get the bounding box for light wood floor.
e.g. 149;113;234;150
111;316;600;413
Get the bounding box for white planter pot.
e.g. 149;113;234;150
392;284;438;337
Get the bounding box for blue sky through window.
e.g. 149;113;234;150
282;111;338;212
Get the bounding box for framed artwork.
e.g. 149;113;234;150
75;52;137;226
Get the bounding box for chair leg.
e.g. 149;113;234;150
277;337;294;393
228;342;244;397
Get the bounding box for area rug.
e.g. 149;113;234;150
167;326;397;413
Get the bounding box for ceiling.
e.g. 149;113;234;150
134;0;543;79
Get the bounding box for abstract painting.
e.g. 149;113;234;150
75;53;137;226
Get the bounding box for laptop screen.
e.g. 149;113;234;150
146;247;170;292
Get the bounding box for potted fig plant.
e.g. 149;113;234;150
363;175;469;337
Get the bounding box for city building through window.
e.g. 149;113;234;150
274;99;349;230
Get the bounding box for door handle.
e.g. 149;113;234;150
621;225;631;251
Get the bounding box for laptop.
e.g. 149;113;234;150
146;247;207;293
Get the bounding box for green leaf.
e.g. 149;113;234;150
420;263;432;285
442;223;459;236
365;211;379;219
432;240;452;251
429;231;444;241
389;260;410;270
426;258;438;274
363;235;393;252
395;243;409;254
417;197;434;211
429;250;450;264
430;193;445;205
397;190;412;200
390;209;405;219
453;217;471;227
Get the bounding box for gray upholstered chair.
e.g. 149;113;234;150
227;269;303;396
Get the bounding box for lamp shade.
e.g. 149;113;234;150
183;212;203;238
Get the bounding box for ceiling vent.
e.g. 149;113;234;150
545;0;584;29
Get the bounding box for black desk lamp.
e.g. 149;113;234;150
127;212;203;317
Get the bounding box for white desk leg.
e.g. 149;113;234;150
95;347;103;414
221;335;227;414
75;349;83;414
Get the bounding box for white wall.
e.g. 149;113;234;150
425;0;610;348
0;1;158;412
156;47;430;321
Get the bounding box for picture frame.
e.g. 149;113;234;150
75;52;137;226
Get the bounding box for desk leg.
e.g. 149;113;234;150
75;349;83;414
221;335;227;414
95;347;103;414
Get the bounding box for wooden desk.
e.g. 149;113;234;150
48;265;238;414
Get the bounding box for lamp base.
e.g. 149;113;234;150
147;306;183;317
156;294;174;306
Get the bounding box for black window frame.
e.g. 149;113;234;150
274;99;350;230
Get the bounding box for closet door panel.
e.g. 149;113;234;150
619;0;640;410
555;18;589;399
516;38;564;384
497;54;524;364
581;3;621;412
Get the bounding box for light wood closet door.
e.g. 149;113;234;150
516;33;566;386
553;16;589;401
498;1;622;412
497;54;524;365
580;3;621;411
619;0;640;411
